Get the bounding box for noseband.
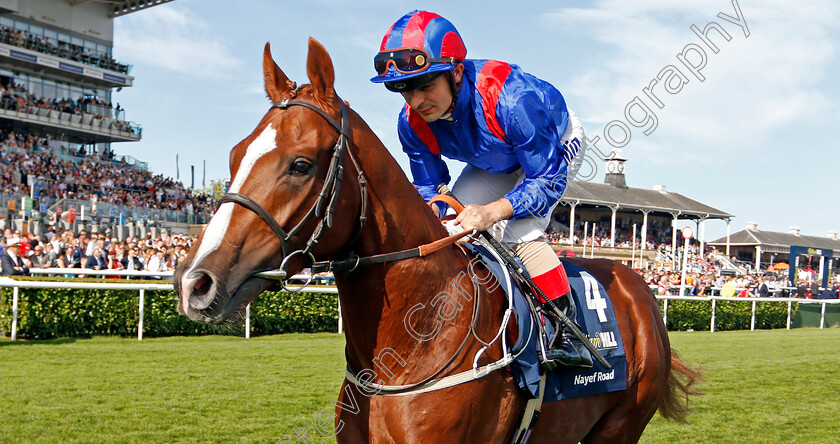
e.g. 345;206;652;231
218;97;368;275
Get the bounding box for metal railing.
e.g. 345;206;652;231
28;268;174;279
657;295;840;332
1;274;338;341
0;104;142;138
0;192;213;226
1;277;171;341
3;278;836;343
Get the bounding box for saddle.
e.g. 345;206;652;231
463;242;627;402
426;192;626;400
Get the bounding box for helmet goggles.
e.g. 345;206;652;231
374;47;458;77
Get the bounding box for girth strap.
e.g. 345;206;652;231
510;372;547;444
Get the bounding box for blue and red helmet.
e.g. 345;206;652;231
371;10;467;92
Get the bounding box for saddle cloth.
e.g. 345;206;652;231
464;243;627;402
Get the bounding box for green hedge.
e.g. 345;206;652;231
0;277;799;339
0;281;339;340
659;298;796;331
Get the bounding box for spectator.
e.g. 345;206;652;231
720;276;736;298
57;245;81;268
120;247;144;273
738;285;754;298
27;243;50;268
1;237;29;275
84;247;108;277
755;278;770;297
817;283;839;300
0;127;215;216
0;24;130;74
145;248;168;274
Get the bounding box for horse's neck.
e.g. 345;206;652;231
337;116;476;371
348;114;449;258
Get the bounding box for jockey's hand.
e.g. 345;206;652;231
455;198;513;232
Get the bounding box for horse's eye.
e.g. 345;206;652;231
290;159;312;175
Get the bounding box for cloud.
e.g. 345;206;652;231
114;5;243;77
541;0;839;165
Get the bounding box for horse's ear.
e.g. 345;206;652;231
263;42;291;103
306;37;336;103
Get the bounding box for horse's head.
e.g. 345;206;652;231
175;39;364;323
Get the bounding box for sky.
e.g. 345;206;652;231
111;0;840;242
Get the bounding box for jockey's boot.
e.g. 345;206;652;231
532;265;594;370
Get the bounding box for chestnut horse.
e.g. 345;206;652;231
175;39;699;443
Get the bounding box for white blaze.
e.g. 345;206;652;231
186;125;277;275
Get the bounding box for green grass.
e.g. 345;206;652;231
644;328;840;444
0;334;345;443
1;329;838;443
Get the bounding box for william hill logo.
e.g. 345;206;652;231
588;331;618;350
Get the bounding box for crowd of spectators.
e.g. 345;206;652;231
0;25;130;74
548;218;673;249
638;245;786;297
642;262;838;299
0;129;217;214
0;81;135;133
0;226;196;278
547;222;839;299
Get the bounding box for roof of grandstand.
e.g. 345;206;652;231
100;0;176;18
561;180;733;220
708;228;840;254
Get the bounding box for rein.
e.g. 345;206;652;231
344;236;528;397
309;193;469;273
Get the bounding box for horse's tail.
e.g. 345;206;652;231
658;349;703;422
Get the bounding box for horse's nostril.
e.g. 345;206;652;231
193;273;213;296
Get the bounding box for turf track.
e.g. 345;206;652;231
1;328;837;443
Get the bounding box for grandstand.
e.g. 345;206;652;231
551;152;733;267
708;223;840;287
0;0;208;239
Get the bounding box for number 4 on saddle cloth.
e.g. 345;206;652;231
464;243;627;401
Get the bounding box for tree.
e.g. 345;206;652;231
193;179;227;201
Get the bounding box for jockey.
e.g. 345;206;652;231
371;10;592;369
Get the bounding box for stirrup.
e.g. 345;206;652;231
539;315;593;371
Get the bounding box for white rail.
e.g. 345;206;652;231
0;277;338;341
28;268;174;278
0;278;172;341
3;278;835;342
656;295;840;332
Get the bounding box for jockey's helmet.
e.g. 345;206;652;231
371;10;467;92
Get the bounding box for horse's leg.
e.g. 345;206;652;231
529;394;619;444
334;382;373;443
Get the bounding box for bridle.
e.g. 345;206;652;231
214;94;522;401
216;95;468;286
218;96;368;278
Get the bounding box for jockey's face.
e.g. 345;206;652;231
400;64;464;122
